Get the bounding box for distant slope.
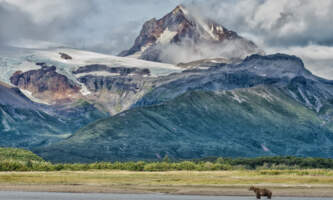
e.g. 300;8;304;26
0;82;38;109
38;87;333;162
0;81;106;148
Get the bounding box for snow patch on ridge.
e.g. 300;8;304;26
231;91;246;103
34;48;183;77
298;87;312;107
79;84;91;96
314;95;323;113
251;89;274;102
19;89;50;105
75;71;121;78
157;28;177;44
127;43;152;59
195;17;219;40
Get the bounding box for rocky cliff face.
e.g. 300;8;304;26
10;63;82;104
119;5;262;64
72;64;154;115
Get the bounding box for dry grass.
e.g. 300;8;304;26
1;169;333;186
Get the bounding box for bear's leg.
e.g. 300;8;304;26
268;193;272;199
256;193;261;199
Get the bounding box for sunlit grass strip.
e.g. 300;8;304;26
1;170;333;186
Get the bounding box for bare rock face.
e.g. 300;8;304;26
10;63;81;104
119;5;262;63
73;64;153;115
59;52;72;60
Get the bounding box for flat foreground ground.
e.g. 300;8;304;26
0;192;332;200
1;170;333;197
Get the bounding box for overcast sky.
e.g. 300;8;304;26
0;0;332;78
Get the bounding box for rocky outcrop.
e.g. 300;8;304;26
10;63;82;104
73;64;150;76
73;65;153;115
59;52;72;60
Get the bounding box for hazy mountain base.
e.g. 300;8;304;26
37;86;333;162
0;100;107;148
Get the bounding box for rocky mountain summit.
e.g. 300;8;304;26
119;5;262;64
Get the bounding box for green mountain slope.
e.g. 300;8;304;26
0;147;44;162
37;86;333;162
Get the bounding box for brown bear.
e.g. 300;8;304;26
249;186;272;199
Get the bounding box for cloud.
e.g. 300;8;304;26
265;44;333;80
0;0;95;49
0;2;36;46
0;0;184;53
158;38;260;64
186;0;333;48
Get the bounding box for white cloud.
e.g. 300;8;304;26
1;0;92;24
197;0;333;46
0;0;184;53
265;44;333;80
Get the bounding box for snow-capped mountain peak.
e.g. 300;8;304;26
119;5;262;64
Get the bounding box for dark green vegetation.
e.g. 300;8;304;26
37;86;333;162
0;103;106;148
2;148;333;171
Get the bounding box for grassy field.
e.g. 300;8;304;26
1;170;333;197
1;170;333;185
1;148;333;196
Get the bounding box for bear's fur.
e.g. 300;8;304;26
249;186;272;199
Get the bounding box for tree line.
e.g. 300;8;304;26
1;156;333;171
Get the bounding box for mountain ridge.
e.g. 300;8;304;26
35;53;333;162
